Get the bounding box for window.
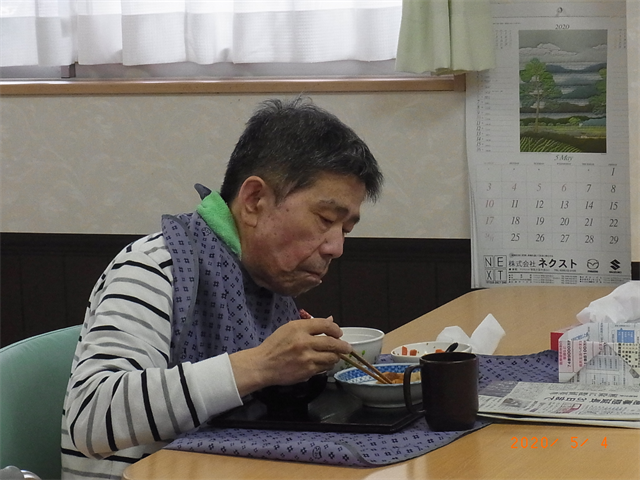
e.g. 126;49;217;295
0;0;494;94
1;1;402;71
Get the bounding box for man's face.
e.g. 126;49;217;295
242;172;366;297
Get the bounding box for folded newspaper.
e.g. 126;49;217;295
558;322;640;385
478;381;640;428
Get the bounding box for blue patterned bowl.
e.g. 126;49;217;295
334;363;422;408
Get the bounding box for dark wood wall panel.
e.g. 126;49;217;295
435;261;473;306
387;261;437;332
293;263;342;321
1;255;23;343
295;238;475;333
3;233;638;348
1;233;140;347
339;260;389;332
63;256;119;331
1;234;475;345
21;255;67;339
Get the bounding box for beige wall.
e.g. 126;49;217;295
0;92;469;239
1;0;638;261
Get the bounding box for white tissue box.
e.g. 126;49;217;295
558;323;640;385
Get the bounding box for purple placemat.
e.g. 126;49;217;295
165;350;559;467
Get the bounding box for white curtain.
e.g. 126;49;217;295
0;0;403;67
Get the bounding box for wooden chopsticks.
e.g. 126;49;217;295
298;309;391;385
338;351;392;384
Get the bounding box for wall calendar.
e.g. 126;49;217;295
466;1;631;288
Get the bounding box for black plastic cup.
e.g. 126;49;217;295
403;351;478;431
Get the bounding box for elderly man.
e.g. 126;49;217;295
61;97;383;478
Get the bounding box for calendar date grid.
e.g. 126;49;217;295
474;164;628;252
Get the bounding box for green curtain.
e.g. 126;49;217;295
396;0;496;75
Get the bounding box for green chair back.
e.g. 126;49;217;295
0;325;81;480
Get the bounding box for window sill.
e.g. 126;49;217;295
0;75;465;96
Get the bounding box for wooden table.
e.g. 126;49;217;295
124;286;640;480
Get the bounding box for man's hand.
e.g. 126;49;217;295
229;316;352;397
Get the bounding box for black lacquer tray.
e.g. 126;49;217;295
208;383;422;433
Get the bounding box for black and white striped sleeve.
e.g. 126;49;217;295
63;235;242;462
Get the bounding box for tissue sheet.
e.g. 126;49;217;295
576;281;640;324
436;314;506;355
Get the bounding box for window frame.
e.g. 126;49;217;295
0;75;465;95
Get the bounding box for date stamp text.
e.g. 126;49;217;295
511;436;609;449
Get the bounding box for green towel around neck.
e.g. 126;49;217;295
196;192;242;258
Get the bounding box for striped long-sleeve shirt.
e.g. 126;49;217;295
61;233;243;479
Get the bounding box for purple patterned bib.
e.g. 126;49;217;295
161;212;299;366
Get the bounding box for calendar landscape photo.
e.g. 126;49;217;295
519;30;607;153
